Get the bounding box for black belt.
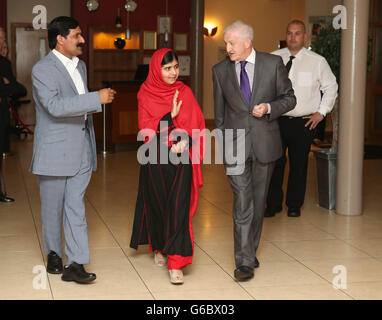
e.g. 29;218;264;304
280;116;305;119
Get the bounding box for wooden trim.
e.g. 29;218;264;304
205;119;215;130
366;0;382;139
89;26;143;89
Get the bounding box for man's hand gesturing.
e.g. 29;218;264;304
98;88;117;104
252;103;269;118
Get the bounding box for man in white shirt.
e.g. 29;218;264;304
31;16;116;283
265;20;338;218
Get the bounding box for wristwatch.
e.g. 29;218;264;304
318;111;325;118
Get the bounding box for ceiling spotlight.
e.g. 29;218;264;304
124;0;138;12
86;0;99;12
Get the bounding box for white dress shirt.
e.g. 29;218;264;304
53;49;88;123
235;48;271;113
235;48;256;90
272;47;338;117
52;49;86;95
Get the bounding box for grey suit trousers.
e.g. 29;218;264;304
37;132;92;265
227;151;275;269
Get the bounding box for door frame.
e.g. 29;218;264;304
367;0;382;141
10;23;37;78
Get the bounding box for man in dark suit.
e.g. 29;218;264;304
0;27;27;202
213;20;296;281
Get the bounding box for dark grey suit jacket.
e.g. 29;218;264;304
213;50;296;165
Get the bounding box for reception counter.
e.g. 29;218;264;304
93;81;143;151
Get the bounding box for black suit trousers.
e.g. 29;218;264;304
267;116;314;210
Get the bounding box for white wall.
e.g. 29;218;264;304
203;0;304;119
6;0;71;56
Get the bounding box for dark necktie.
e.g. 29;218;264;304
240;61;251;105
285;56;295;74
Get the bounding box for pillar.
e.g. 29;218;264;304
336;0;370;215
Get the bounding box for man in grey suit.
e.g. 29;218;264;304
213;20;296;281
31;16;116;283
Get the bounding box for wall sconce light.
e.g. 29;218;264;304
203;24;218;37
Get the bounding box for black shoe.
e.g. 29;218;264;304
0;192;14;202
264;206;282;217
61;262;96;284
46;251;63;274
254;257;260;268
234;266;254;281
288;207;301;217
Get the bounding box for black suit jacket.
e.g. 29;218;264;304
0;56;27;99
0;56;27;153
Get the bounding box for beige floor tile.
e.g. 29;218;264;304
200;241;294;267
0;208;34;219
345;281;382;300
220;261;327;288
201;192;234;204
0;272;52;300
132;263;239;294
0;234;41;252
56;292;154;300
343;239;382;257
101;214;134;229
263;213;314;225
0;250;45;274
273;239;370;261
122;244;151;257
209;200;234;215
127;245;215;270
87;247;133;270
154;287;254;300
317;220;382;240
262;223;335;241
193;226;234;244
49;266;149;299
302;258;382;283
195;198;228;215
193;213;233;228
246;284;353;300
196;242;235;266
87;232;119;248
187;246;216;265
106;228;132;247
2;139;382;300
307;213;381;229
0;216;37;236
86;221;119;248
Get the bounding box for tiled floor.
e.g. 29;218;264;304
1;139;382;300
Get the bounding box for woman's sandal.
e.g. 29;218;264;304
154;251;167;267
169;269;184;284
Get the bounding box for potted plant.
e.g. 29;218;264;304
310;25;341;210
